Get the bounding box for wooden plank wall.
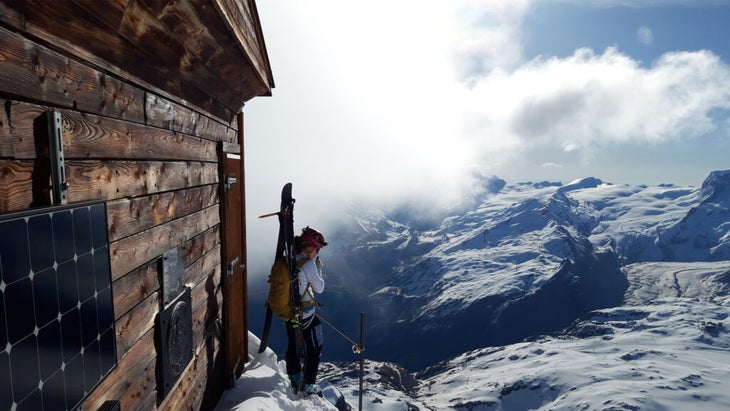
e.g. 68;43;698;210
0;21;239;411
0;0;272;122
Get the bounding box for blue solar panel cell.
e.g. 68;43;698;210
0;351;11;410
29;214;55;273
0;219;30;284
42;370;65;409
77;252;96;302
81;298;99;348
4;277;34;345
33;267;59;328
10;333;40;402
57;260;78;315
94;246;111;293
52;211;75;264
73;206;92;255
0;290;6;352
37;321;63;380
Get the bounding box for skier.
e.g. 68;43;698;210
286;226;328;395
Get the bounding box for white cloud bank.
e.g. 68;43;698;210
489;47;730;148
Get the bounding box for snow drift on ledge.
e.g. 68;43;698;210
213;332;429;411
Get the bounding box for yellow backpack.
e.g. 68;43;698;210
267;257;312;321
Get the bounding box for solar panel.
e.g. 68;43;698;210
0;201;117;411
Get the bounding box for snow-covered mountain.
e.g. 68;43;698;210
321;171;730;370
413;261;730;410
233;170;730;410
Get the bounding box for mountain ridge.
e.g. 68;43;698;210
323;170;730;370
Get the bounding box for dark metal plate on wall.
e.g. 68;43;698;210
161;248;186;307
0;201;117;411
156;286;193;400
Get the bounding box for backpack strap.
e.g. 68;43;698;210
296;257;310;269
302;283;318;308
294;257;320;309
289;258;310;288
291;257;313;316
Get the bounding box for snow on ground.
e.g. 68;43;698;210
623;261;730;305
213;333;339;411
413;260;730;410
417;298;730;411
213;332;428;411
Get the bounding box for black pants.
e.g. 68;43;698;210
285;315;323;385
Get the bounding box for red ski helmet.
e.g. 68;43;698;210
299;226;328;249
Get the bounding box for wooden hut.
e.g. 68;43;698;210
0;1;273;410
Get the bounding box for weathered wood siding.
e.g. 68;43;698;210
0;0;273;122
0;1;270;408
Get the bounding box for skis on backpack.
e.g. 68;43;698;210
258;183;304;355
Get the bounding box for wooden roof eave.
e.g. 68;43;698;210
0;0;274;123
213;0;275;94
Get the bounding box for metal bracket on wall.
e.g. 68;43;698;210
97;400;121;411
229;354;242;388
161;248;186;307
48;111;68;204
227;256;240;277
223;174;238;191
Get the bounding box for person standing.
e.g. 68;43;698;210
285;226;327;395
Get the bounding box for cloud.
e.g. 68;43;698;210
490;47;730;146
244;0;730;276
448;0;534;80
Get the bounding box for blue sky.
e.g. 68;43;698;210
244;0;730;252
523;3;730;64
